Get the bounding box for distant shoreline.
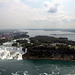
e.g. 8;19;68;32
51;34;75;35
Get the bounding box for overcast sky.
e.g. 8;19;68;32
0;0;75;29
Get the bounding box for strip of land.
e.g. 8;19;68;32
18;36;75;61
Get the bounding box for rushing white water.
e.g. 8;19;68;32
0;38;29;60
0;46;24;60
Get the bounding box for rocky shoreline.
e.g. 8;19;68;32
22;56;75;62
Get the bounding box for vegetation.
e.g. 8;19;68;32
22;36;75;60
16;40;27;44
12;43;18;47
13;32;29;39
0;39;10;45
30;36;75;46
0;31;29;45
72;46;75;49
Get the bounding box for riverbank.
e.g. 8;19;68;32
22;55;75;62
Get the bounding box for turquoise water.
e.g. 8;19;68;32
0;59;75;75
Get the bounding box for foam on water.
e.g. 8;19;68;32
0;39;28;60
0;46;24;60
39;73;49;75
11;71;28;75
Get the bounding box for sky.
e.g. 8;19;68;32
0;0;75;29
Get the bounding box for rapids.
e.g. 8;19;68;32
0;39;27;60
0;46;23;60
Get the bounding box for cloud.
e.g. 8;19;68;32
0;0;43;29
0;0;75;29
48;7;57;13
43;1;64;14
40;0;66;24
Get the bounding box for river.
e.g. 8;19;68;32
19;29;75;41
0;59;75;75
0;30;75;75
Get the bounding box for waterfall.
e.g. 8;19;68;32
0;46;24;60
0;38;29;60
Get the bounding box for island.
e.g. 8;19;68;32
12;35;75;61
